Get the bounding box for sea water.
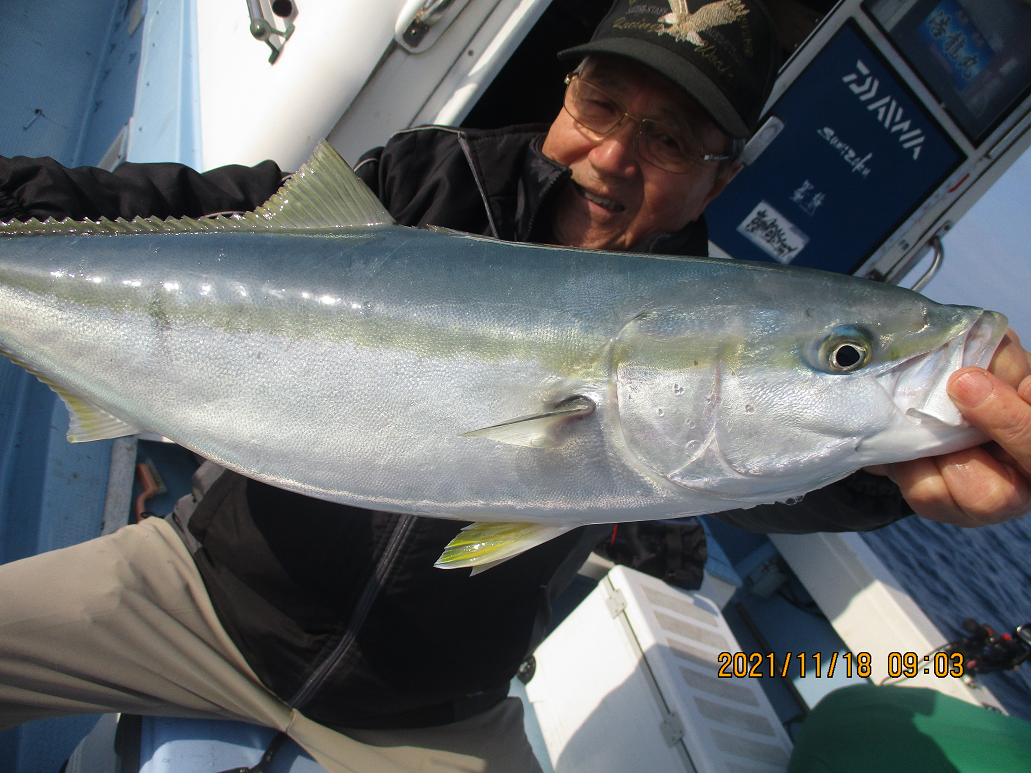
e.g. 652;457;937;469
861;514;1031;721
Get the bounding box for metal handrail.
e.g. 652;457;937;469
910;235;944;293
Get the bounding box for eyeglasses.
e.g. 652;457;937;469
562;73;730;174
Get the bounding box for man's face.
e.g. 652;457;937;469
542;56;735;252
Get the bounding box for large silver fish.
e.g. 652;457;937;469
0;142;1008;568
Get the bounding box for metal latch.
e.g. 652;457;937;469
605;588;627;618
395;0;472;52
246;0;297;64
659;712;685;746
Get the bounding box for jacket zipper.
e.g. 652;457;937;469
288;514;416;710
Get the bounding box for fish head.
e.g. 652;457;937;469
611;267;1010;505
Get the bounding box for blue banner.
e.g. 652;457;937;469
705;22;962;274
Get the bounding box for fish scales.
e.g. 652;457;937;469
0;141;1010;567
0;229;745;515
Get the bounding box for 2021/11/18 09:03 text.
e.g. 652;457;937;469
716;651;966;679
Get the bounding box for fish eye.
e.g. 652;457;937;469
821;335;870;373
831;342;864;369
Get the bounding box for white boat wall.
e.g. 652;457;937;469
197;0;557;170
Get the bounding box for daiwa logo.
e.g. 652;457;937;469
842;60;925;160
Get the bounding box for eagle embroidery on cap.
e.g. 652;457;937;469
658;0;748;45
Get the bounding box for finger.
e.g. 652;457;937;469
1021;374;1031;405
875;454;1030;527
1005;328;1031;371
934;446;1031;526
948;368;1031;475
887;457;960;521
987;330;1031;388
982;441;1020;471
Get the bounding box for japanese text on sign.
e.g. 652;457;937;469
736;201;810;263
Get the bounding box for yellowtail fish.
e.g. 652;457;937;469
0;142;1009;569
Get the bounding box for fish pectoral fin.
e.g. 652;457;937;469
57;387;140;442
435;522;574;571
460;397;595;449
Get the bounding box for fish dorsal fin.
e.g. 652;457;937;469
435;522;574;571
252;139;395;228
0;140;394;237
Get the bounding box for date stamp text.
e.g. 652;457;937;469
716;651;966;679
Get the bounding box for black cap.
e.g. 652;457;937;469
558;0;781;139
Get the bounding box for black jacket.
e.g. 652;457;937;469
0;125;913;730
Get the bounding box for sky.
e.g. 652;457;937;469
918;146;1031;339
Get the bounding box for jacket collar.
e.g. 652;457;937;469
516;135;569;244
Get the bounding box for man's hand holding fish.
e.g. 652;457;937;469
867;331;1031;527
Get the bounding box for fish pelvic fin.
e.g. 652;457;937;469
0;141;394;236
435;522;574;571
460;396;595;449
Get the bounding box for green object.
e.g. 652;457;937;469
788;684;1031;772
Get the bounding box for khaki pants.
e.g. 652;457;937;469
0;517;542;773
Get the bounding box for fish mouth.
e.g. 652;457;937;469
902;309;1008;426
857;309;1009;462
960;310;1008;369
